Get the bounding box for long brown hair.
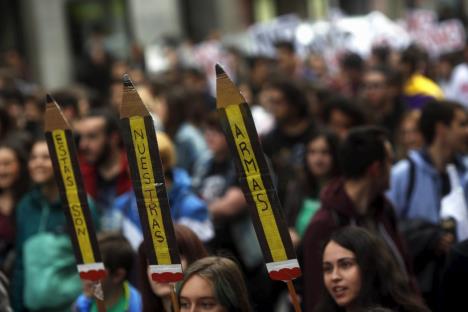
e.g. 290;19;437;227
138;224;208;312
177;257;253;312
316;226;429;312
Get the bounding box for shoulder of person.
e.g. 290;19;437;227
303;208;336;242
392;157;413;175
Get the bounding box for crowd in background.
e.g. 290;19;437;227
0;28;468;312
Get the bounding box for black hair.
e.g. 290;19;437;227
246;56;273;70
303;129;341;197
182;67;207;80
371;45;391;66
339;126;388;179
0;87;24;105
316;226;428;312
84;108;120;136
274;40;295;53
204;111;223;133
400;45;428;75
0;137;30;202
265;79;310;118
341;52;364;71
98;232;134;279
323;96;366;126
419;99;463;145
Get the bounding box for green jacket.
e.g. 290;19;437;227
11;187;99;312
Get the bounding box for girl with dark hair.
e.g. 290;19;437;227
285;129;340;244
177;256;252;312
317;226;429;312
11;138;99;311
0;139;30;273
138;224;208;312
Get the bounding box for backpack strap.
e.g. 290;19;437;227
401;156;416;219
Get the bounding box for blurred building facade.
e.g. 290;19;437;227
0;0;466;89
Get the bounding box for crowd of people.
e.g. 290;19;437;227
1;28;468;312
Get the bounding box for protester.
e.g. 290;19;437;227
274;41;302;80
260;79;315;202
74;233;142;312
0;139;29;274
318;226;428;312
284;129;341;242
323;96;366;140
303;52;329;86
388;100;468;223
75;108;132;229
302;126;416;311
193;112;273;310
177;256;253;312
11;138;99;312
245;56;273;101
387;99;468;309
193;112;246;220
328;52;365;98
138;224;208;312
359;67;405;139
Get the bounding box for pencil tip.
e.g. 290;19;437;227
215;64;225;76
123;74;133;87
46;94;54;103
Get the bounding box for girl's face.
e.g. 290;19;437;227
179;275;227;312
28;142;53;184
306;137;333;178
0;147;20;189
323;241;361;309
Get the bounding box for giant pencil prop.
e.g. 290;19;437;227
215;65;301;281
120;75;183;284
44;95;107;311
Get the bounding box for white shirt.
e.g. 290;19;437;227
446;63;468;108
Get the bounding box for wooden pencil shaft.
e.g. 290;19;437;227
287;280;302;312
171;284;180;312
96;298;107;312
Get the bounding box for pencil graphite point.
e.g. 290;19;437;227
46;94;54;104
215;64;225;76
123;74;133;88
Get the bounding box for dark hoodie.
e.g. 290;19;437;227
302;178;415;311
